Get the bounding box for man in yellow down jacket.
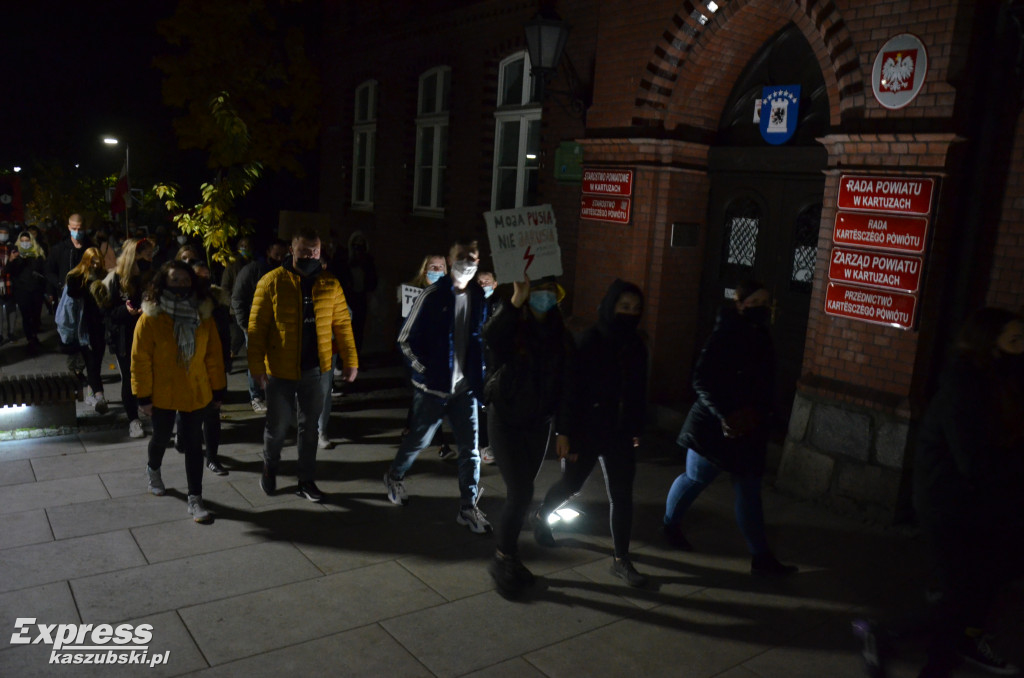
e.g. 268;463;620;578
248;225;359;502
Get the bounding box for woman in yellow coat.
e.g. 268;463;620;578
132;261;226;523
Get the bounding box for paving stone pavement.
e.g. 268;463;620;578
1;324;1020;677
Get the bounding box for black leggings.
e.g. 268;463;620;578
488;405;552;556
177;404;222;461
149;406;205;496
114;352;138;420
538;436;637;558
77;341;105;395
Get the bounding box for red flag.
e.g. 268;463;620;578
110;162;129;214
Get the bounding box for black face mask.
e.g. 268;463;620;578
267;257;282;269
136;259;152;272
165;288;192;301
744;306;771;326
610;312;641;335
294;257;321;277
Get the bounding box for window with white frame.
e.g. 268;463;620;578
491;52;541;211
352;80;377;208
414;67;451;212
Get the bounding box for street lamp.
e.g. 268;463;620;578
101;136;130;236
523;8;587;116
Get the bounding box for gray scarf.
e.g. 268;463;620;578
158;292;200;365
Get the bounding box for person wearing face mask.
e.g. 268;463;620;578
533;279;650;587
662;279;796;577
475;270;500;464
132;261;226;523
63;248;110;414
384;237;491;535
232;239;289;412
7;231;47;354
92;238;155;438
221;236;252;359
483;274;573;599
0;223;15;344
248;226;359;503
45;213;93;306
906;308;1024;677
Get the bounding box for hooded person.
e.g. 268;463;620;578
329;230;378;353
533;278;651;588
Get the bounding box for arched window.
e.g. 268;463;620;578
491;52;541;210
352;80;378;208
413;67;451;212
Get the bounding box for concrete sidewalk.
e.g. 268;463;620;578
0;321;1020;677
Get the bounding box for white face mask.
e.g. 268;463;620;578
176;235;188;244
450;259;478;286
0;233;8;243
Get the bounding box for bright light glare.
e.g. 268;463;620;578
708;1;719;12
1;404;29;411
103;137;119;145
526;153;538;160
12;166;21;172
547;508;581;524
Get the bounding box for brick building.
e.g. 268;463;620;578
318;0;1024;519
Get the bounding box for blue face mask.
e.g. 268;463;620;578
528;290;557;314
426;271;443;284
483;286;494;299
70;230;81;240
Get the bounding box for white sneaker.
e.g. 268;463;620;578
318;434;334;449
93;393;109;415
251;398;267;412
384;472;408;506
147;466;165;496
187;495;212;523
457;504;492;534
129;419;145;438
480;447;496;465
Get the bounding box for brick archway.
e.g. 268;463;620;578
631;0;864;132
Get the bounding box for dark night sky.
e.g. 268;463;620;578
5;1;204;185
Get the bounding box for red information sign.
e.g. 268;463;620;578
580;195;631;224
582;168;634;196
824;282;917;329
828;247;923;293
833;212;929;254
837;175;934;215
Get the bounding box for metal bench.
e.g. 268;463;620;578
0;373;83;433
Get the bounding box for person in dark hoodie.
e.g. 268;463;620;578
45;213;93;304
662;280;797;577
533;279;650;588
911;307;1024;677
484;274;574;599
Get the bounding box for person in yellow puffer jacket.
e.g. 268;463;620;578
132;260;226;524
248;225;359;503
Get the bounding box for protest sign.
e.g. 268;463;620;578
483;204;562;282
399;284;423;318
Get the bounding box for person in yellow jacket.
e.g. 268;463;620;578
248;226;359;502
132;260;226;523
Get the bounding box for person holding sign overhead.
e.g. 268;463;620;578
483;274;573;599
385;237;491;534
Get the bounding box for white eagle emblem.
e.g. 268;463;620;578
881;53;915;92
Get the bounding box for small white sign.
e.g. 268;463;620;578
483;204;563;283
399;284;423;318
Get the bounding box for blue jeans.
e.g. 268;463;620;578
263;369;330;482
389;388;480;507
243;331;266;402
664;448;770;556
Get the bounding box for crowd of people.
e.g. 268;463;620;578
2;215;1021;677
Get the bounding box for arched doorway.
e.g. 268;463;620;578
698;24;829;424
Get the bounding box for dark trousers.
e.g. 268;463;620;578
149;406;205;496
489;405;552;556
114;352;138;420
14;292;42;342
77;340;105;395
538;435;637;558
175;402;221;462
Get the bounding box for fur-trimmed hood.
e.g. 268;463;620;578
90;271;118;309
141;296;215;320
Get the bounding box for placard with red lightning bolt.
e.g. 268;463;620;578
523;245;535;274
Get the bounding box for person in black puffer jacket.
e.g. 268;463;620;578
912;307;1024;677
483;275;573;600
663;280;797;577
533;278;650;588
